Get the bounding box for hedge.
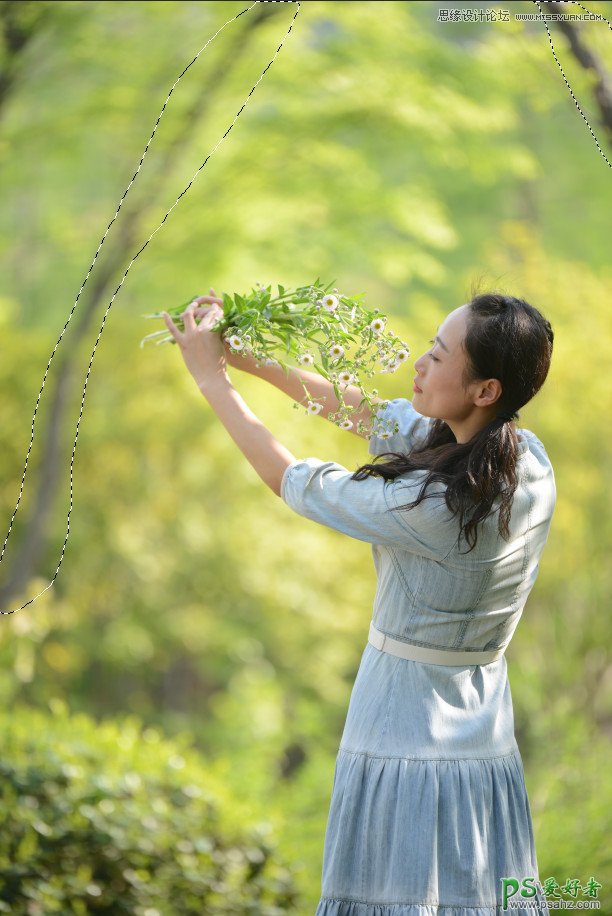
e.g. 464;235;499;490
0;699;299;914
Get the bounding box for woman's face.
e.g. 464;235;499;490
412;304;503;439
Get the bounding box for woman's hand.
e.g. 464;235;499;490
167;287;259;376
162;287;229;389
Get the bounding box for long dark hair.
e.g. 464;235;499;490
351;289;554;553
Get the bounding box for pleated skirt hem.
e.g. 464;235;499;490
316;748;547;915
315;895;550;915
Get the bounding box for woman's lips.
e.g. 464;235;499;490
413;381;423;393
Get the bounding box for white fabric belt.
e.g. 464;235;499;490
368;621;505;667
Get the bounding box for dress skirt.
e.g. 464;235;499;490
314;638;550;916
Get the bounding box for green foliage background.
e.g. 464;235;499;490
1;0;611;911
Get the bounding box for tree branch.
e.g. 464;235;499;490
0;0;55;123
0;3;283;611
546;0;612;145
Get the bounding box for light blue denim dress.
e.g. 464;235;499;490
280;398;556;916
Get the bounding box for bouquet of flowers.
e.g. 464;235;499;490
140;279;408;439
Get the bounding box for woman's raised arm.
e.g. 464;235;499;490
162;300;295;496
192;293;383;439
237;356;383;439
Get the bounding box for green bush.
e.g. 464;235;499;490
0;700;299;915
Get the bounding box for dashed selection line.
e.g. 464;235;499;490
2;0;608;615
1;0;301;615
535;0;611;168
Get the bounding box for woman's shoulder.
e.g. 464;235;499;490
517;426;554;471
516;426;556;514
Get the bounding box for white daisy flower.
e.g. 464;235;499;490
323;295;339;311
298;353;315;366
338;371;354;385
329;343;344;358
339;419;354;430
380;430;392;439
394;349;410;363
306;401;324;415
228;334;244;350
370;317;386;334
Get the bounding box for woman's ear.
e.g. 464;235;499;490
474;378;503;410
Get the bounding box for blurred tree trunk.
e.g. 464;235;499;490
0;3;283;614
548;0;612;146
0;0;55;122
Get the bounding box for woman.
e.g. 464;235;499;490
163;288;555;915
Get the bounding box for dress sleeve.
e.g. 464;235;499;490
280;457;458;559
368;397;434;457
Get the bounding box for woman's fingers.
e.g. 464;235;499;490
181;307;196;330
180;303;224;328
162;311;180;340
192;304;224;322
164;291;222;339
187;288;221;307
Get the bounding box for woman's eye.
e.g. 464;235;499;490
427;339;439;361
